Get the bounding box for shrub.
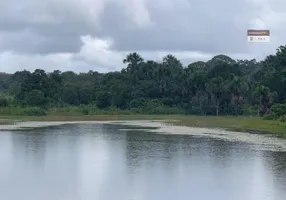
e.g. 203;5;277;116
151;106;186;114
79;104;100;115
279;115;286;122
128;98;148;108
270;103;286;117
242;104;257;116
263;103;286;121
0;93;14;107
263;114;275;120
0;106;26;115
23;107;47;116
80;105;90;115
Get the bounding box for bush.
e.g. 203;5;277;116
263;114;275;120
270;103;286;118
0;93;14;107
161;98;174;106
80;105;90;115
279;115;286;122
79;104;100;115
128;98;148;108
48;105;82;115
0;97;9;107
150;106;186;114
263;103;286;121
242;104;257;116
23;107;47;116
129;108;141;114
186;105;204;115
0;106;26;115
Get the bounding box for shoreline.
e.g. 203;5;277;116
1;118;286;151
1;114;286;138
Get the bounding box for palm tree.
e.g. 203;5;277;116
123;52;144;74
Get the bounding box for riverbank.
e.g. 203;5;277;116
1;115;286;138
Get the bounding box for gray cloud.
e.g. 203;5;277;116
0;0;255;54
0;0;285;73
109;0;248;53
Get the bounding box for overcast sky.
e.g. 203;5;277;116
0;0;286;73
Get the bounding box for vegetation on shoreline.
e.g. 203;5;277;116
1;114;286;138
0;119;15;125
1;45;286;136
0;45;286;118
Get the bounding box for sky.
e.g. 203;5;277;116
0;0;286;73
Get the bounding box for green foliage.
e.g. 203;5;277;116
264;103;286;121
81;106;89;115
129;98;148;108
23;107;47;116
145;106;186;115
0;93;14;107
79;104;99;115
2;45;286;118
0;97;9;107
270;103;286;117
0;106;46;116
24;89;47;107
96;91;112;109
242;104;257;116
278;115;286;122
143;99;163;112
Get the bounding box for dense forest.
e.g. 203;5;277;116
1;45;286;120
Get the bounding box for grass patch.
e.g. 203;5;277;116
0;119;16;125
0;114;173;122
166;115;286;138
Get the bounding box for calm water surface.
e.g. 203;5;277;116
0;123;286;200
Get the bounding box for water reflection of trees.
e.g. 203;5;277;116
125;132;183;171
12;129;48;165
205;138;236;167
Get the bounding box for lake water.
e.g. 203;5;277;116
0;123;286;200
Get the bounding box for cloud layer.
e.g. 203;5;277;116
0;0;285;73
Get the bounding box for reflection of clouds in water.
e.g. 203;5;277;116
78;131;109;199
0;127;82;200
1;122;286;200
78;125;128;200
261;151;286;199
250;151;275;200
0;132;13;181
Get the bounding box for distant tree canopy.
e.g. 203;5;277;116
1;45;286;117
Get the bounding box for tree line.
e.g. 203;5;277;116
1;45;286;119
